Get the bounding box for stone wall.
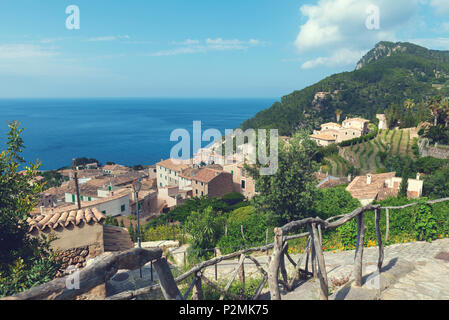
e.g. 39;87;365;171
419;138;449;159
55;243;103;278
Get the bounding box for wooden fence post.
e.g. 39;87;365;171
311;230;317;279
375;208;384;273
214;248;218;281
152;257;183;300
268;228;283;300
266;228;269;256
385;208;390;241
150;260;153;282
310;223;328;300
354;212;366;287
191;271;203;300
279;243;289;291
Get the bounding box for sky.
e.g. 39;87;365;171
1;0;449;98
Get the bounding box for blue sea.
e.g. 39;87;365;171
0;98;276;170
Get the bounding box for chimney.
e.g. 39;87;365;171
347;174;352;182
40;206;44;215
416;173;421;180
367;174;372;185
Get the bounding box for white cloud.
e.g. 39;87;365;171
171;39;200;45
88;36;117;42
430;0;449;15
0;44;58;59
87;35;131;42
149;38;266;57
294;0;419;68
301;48;366;69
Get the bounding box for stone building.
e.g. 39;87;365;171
28;207;134;299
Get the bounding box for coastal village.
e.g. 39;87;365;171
23;113;429;282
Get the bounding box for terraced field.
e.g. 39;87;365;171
326;128;418;177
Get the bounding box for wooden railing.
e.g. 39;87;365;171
5;197;449;300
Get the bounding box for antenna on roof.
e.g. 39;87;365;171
72;159;82;210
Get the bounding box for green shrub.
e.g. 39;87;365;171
144;225;184;242
218;207;270;254
412;201;437;242
221;192;245;206
227;206;256;224
337;219;358;247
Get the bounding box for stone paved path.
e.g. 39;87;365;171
106;238;449;300
201;238;449;300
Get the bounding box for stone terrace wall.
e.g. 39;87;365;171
419;139;449;160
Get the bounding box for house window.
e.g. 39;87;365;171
241;180;246;189
201;191;204;196
201;182;204;186
121;204;126;212
88;197;91;201
196;189;198;195
72;194;75;203
102;210;106;214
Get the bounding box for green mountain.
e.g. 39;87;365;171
242;41;449;135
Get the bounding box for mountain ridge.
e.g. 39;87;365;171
241;41;449;135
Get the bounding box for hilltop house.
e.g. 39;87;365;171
310;117;370;146
346;172;423;205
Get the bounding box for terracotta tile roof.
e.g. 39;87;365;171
206;164;223;171
179;167;201;179
192;168;222;183
310;134;337;141
157;159;190;172
346;172;396;200
343;117;369;123
28;207;105;233
103;164;130;171
321;122;341;128
39;189;131;215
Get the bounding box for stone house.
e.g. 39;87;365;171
156;159;190;188
27;207;133;299
191;168;234;198
310;117;370;146
346;172;424;205
223;163;257;199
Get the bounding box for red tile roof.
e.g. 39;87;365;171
28;207;105;233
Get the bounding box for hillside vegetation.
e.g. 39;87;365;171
242;41;449;135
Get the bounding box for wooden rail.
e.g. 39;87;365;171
7;197;449;300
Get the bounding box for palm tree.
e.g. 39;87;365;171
427;96;442;126
335;109;342;123
441;97;449;128
404;99;415;110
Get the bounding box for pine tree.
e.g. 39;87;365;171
399;167;409;199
